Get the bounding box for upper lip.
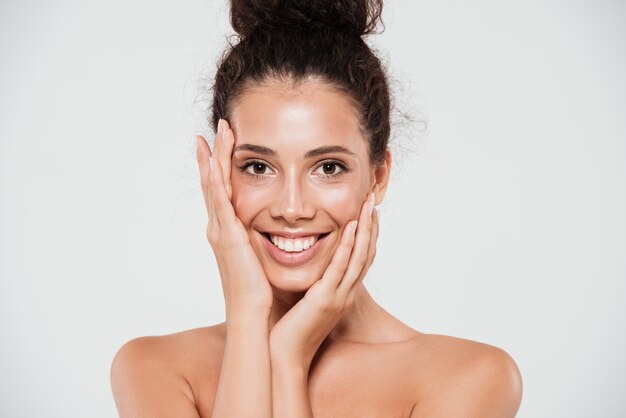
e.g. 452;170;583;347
259;230;331;238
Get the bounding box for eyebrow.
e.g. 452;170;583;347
304;146;356;159
233;144;277;157
234;144;355;159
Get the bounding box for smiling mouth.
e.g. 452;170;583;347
262;232;330;253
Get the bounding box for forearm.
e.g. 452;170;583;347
211;312;272;418
271;358;314;418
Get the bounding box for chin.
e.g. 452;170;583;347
265;267;324;293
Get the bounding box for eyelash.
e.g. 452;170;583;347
237;159;349;178
238;159;274;177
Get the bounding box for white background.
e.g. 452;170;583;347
1;0;625;416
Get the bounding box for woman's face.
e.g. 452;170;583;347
229;79;387;293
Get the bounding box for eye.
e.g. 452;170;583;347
313;161;347;177
239;160;275;177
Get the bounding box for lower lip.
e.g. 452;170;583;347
260;233;328;266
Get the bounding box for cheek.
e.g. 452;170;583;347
230;179;271;225
314;183;367;225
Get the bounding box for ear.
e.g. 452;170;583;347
370;148;392;205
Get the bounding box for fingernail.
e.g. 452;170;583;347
217;118;223;135
368;193;375;216
209;156;214;171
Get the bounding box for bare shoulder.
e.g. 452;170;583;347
408;333;523;418
110;323;226;418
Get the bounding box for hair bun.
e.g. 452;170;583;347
230;0;384;39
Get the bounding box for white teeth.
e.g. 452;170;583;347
268;234;320;253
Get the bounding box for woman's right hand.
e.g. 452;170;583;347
196;119;273;318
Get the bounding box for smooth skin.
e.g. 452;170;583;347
111;78;523;417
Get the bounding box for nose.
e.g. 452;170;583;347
269;171;315;224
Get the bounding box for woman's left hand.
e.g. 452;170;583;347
268;193;379;371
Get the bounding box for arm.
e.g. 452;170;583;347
212;313;272;417
197;120;274;417
269;195;379;417
271;358;313;417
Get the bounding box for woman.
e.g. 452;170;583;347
111;0;522;416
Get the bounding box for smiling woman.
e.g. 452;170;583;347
110;0;522;417
228;80;380;294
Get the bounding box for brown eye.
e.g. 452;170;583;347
241;160;274;176
322;163;337;175
314;161;346;177
253;163;266;174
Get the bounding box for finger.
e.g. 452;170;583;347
338;193;375;295
213;118;225;164
318;219;358;290
218;120;234;197
197;135;220;233
209;156;237;227
350;205;379;293
196;135;213;214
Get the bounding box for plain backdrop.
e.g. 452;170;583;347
1;0;625;416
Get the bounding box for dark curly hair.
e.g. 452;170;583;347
210;0;390;165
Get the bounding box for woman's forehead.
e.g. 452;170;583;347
232;79;359;120
229;80;367;157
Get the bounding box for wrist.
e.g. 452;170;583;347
226;300;271;320
226;308;270;331
270;351;310;375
